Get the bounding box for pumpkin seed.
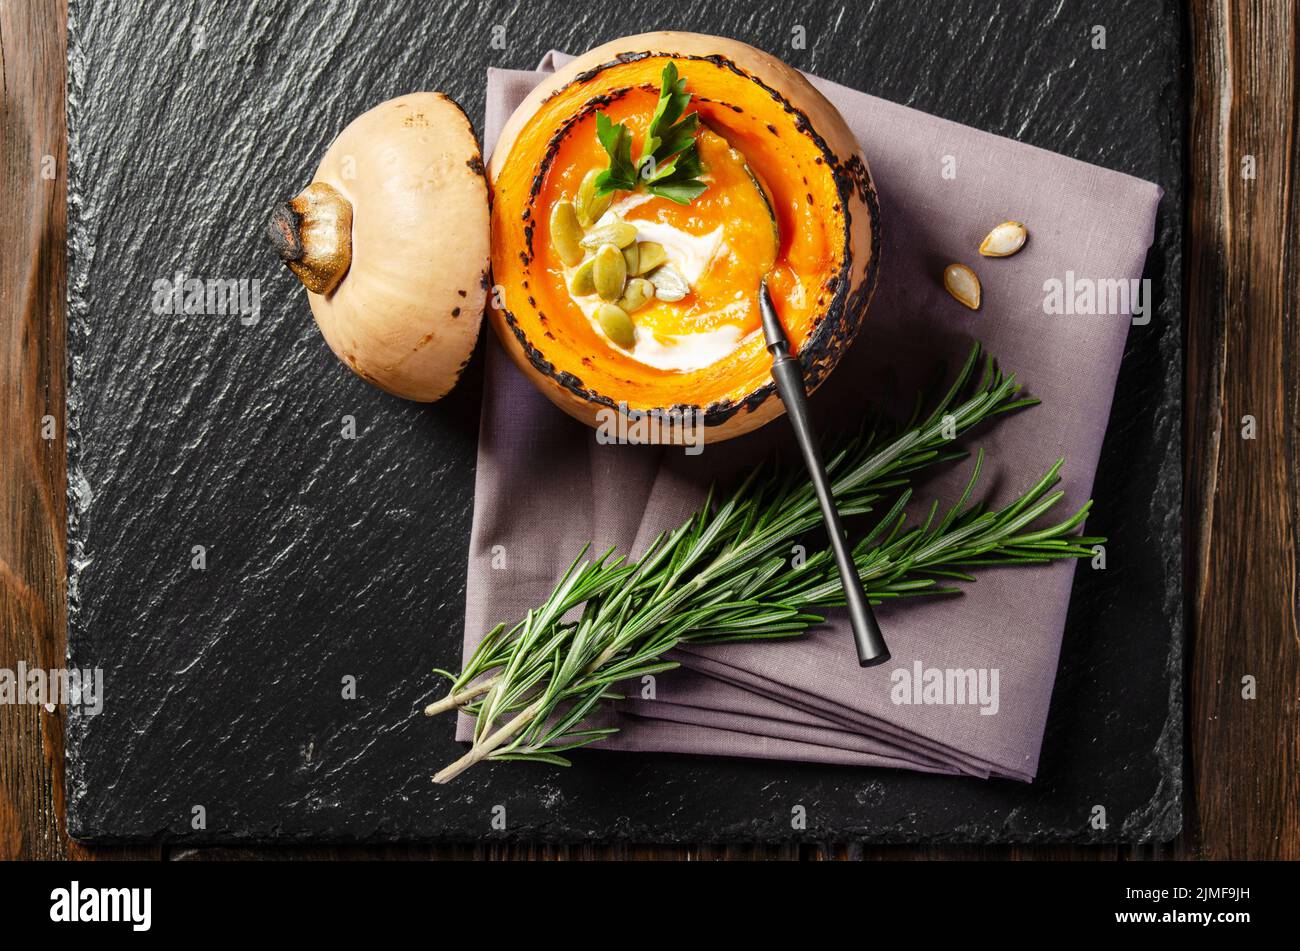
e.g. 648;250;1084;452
622;241;639;275
979;220;1027;257
634;241;668;275
575;169;612;227
619;277;655;313
569;257;596;296
581;218;638;250
549;200;584;266
593;244;627;301
943;263;981;310
595;302;636;349
647;263;690;302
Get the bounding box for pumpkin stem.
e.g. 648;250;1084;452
267;181;353;295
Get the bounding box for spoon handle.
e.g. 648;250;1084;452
760;283;890;667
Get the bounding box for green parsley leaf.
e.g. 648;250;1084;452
594;112;638;193
646;179;708;204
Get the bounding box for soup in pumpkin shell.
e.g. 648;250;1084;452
489;32;880;443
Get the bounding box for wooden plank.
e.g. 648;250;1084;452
1184;0;1300;859
0;0;72;862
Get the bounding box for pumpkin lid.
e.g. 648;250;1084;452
268;92;492;403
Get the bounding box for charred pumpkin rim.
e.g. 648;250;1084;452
493;50;883;428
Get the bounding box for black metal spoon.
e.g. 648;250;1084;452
760;279;890;667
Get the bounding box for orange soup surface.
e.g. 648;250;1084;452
535;87;832;373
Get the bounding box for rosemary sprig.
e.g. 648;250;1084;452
426;346;1101;782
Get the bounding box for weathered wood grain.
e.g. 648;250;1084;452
1185;0;1300;859
0;0;1292;859
0;0;72;862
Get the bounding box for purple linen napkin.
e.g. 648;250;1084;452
455;52;1162;781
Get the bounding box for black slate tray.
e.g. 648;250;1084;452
66;0;1183;843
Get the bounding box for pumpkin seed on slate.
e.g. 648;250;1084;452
943;263;981;310
979;220;1028;257
581;218;638;250
569;257;596;296
622;241;639;275
619;277;655;313
647;263;690;302
595;302;636;349
593;244;627;301
634;241;668;275
549;200;584;266
575;169;612;227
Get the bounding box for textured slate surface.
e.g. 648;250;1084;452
66;0;1183;843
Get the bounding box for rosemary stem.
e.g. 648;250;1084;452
423;678;496;717
432;698;544;784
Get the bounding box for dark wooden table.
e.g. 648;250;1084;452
1;0;1295;861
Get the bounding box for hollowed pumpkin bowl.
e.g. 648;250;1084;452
489;31;881;443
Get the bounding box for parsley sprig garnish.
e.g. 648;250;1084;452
594;62;708;205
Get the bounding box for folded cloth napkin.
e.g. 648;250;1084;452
457;51;1162;781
